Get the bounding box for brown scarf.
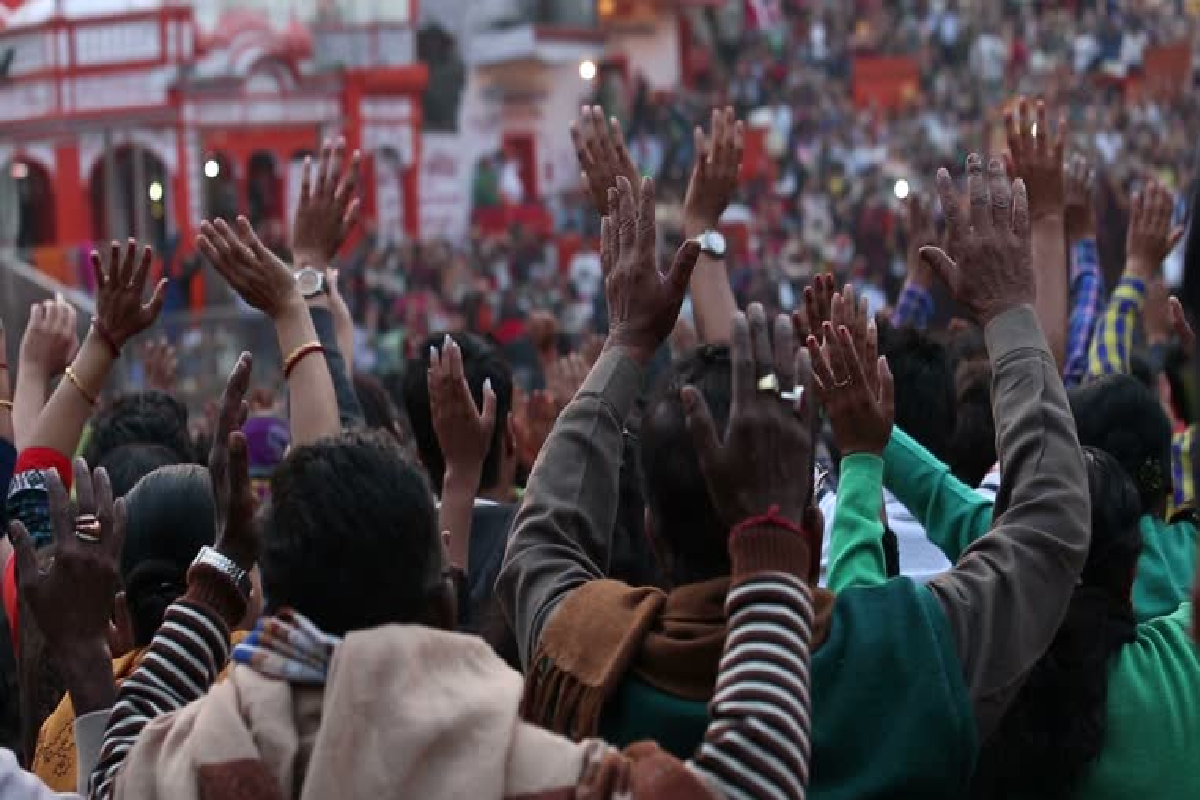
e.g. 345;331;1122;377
522;578;834;739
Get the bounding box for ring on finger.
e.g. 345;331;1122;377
756;373;781;393
834;378;851;389
75;514;101;542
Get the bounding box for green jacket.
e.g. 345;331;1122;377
881;426;1196;622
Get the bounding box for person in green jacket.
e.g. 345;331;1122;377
500;156;1094;799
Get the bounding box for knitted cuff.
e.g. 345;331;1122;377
729;524;812;582
184;565;247;632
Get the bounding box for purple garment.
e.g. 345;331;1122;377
242;417;290;479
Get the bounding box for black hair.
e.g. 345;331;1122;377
121;465;216;647
84;391;194;467
640;345;731;585
401;332;513;495
353;372;413;444
96;443;183;499
878;322;957;463
1070;374;1173;515
973;447;1141;799
947;359;996;488
260;430;441;637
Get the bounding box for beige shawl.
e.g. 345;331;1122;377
112;624;715;800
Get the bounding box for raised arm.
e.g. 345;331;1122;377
198;217;339;446
497;176;700;667
1006;98;1069;368
1061;155;1102;387
891;194;938;329
12;299;78;451
921;154;1090;739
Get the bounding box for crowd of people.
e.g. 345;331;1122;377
0;76;1194;797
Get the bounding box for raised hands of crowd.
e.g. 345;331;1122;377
683;106;744;237
1062;154;1096;244
429;335;497;569
291;136;362;271
512;386;557;470
11;458;125;715
571;105;642;213
207;351;258;574
140;337;177;394
11;296;77;448
1125;178;1182;281
546;353;588;410
921;154;1034;326
903;193;939;290
1004;97;1066;221
682;304;821;579
808;312;894;458
601;176;701;365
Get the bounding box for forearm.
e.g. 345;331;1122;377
27;333;114;457
309;305;362;426
1031;215;1069;367
684;222;736;345
883;427;994;562
275;300;340;446
90;575;244;800
496;349;642;668
11;368;49;451
928;305;1089;739
55;639;114;716
688;524;814;800
827;454;888;591
439;469;478;572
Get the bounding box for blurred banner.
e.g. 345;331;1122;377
420;133;471;239
852;56;920;111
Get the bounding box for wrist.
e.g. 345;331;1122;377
683;216;718;239
17;360;50;382
54;636;114;715
273;291;310;323
728;516;812;581
1031;209;1065;226
602;336;656;367
1126;259;1157;280
443;465;483;498
292;247;329;272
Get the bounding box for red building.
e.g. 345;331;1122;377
0;0;426;287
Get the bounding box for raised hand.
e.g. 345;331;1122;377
140;337;177;394
11;458;125;712
921;154;1034;326
683;106;744;236
571;105;642;214
1005;97;1066;221
512;387;557;469
198;217;301;320
208;352;256;572
1126;179;1183;280
429;335;497;482
1063;154;1096;243
830;286;878;399
602;176;701;365
292;137;362;270
793;272;836;344
20;297;78;379
1169;296;1195;355
904;194;939;289
808;320;894;456
546;353;588;411
684;304;815;526
91;239;168;350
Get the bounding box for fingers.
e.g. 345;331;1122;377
9;521;37;589
616;176;637;255
666;240;701;297
935;167;963;248
1033;99;1048;156
773;313;796;392
143;278;168;322
987;156;1012;230
681;385;722;469
316;138;334;198
636;175;656;261
730;312;754;413
93;467;124;562
967;153;991;233
45;466;73;548
878;356;895;424
299;155;313;209
480;377;498;433
217;352;253;444
600;213;616;279
131;244;153;290
836;324;868;388
446;334;464;383
228;431;251;505
806;334;834;395
691;125;708;177
919;246;961;296
747;303;773;378
73;457;95;517
1018;97;1034;159
1012;178;1031;242
90;249;108;288
793;346;816;426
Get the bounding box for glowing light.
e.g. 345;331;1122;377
579;60;597;81
148;181;164;202
893;179;910;200
1030;123;1038;138
10;162;28;180
204;159;221;178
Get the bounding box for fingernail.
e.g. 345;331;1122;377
429;345;437;361
484;377;493;393
443;333;453;349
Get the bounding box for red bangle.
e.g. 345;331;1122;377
91;321;120;358
729;505;807;539
283;343;325;380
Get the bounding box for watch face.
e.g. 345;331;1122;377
296;268;324;297
702;231;727;257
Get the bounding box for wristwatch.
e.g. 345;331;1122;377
191;546;253;600
690;229;727;259
296;267;327;299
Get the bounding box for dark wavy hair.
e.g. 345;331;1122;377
972;447;1142;798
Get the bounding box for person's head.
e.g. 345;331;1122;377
946;359;995;488
877;322;956;463
84;391;193;467
973;447;1142;798
96;443;184;499
259;430;451;636
402;332;515;498
353;372;412;445
639;346;732;586
1070;374;1172;517
121;465;216;647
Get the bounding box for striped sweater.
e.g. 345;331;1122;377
90;527;815;800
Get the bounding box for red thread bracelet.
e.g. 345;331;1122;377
729;505;807;539
283;343;325;380
91;321;120;358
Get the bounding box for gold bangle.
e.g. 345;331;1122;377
283;341;325;380
64;366;97;406
0;400;11;411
